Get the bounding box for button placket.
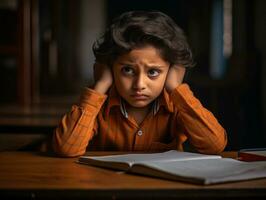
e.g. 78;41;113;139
137;130;143;136
133;127;145;151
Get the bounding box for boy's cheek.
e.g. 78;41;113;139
114;78;130;90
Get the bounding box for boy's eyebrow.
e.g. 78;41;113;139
146;65;166;69
118;62;167;68
144;64;168;69
118;62;134;65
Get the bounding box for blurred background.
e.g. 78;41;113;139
0;0;265;152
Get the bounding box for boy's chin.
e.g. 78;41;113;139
127;101;151;108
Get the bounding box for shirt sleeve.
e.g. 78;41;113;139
171;84;227;154
53;88;107;157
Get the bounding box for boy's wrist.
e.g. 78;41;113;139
93;80;111;94
165;65;186;93
166;82;181;93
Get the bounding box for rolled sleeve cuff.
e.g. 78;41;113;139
79;88;107;111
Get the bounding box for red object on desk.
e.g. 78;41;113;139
238;150;266;162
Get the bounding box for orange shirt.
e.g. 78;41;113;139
53;84;227;157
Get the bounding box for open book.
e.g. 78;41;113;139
78;150;266;185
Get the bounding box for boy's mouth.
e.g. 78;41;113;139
130;94;149;100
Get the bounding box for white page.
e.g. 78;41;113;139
80;150;221;166
136;158;266;184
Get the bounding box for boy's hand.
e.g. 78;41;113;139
93;63;113;94
165;65;186;93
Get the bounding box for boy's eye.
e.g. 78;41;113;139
148;69;160;77
121;66;134;75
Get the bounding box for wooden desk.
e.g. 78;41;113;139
0;152;266;200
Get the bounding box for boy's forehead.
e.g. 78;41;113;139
115;46;169;66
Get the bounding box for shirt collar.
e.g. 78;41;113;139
105;86;174;118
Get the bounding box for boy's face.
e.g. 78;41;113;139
113;45;170;108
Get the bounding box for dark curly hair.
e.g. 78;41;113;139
93;11;194;68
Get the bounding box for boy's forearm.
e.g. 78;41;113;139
171;84;227;154
93;80;111;94
53;88;107;157
93;62;113;94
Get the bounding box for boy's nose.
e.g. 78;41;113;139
133;74;146;91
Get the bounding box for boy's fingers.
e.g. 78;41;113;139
172;64;186;72
93;63;107;81
93;63;101;81
171;65;186;80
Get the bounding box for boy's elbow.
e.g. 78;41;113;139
215;130;228;154
53;145;85;157
200;130;228;155
52;137;85;158
198;144;225;155
207;142;226;154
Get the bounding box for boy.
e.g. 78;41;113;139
53;11;227;157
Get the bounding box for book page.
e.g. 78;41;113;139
80;150;221;167
131;158;266;184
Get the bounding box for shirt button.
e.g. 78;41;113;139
137;130;143;136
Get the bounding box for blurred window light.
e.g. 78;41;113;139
210;0;232;79
223;0;232;58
